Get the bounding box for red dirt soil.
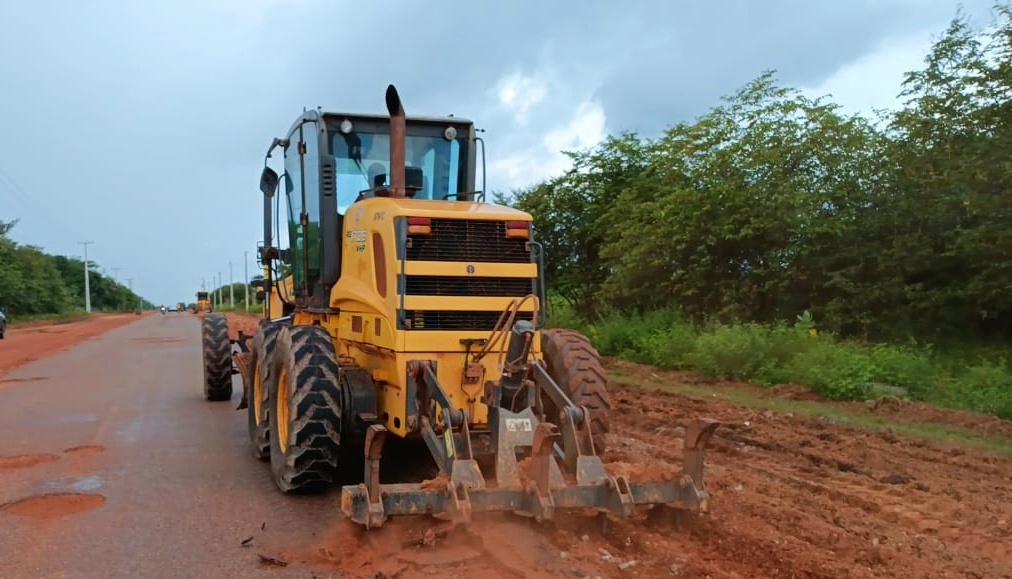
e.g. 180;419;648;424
63;445;105;456
217;313;1012;578
0;493;106;520
197;311;261;340
0;453;60;471
0;313;147;380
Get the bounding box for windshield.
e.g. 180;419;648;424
331;131;464;214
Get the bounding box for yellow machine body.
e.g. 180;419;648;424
288;196;540;438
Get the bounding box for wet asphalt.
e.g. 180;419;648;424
0;314;343;578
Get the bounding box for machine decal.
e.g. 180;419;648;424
347;229;367;253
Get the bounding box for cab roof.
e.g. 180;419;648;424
285;110;473;138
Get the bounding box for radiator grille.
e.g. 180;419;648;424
406;219;530;263
404;275;534;297
403;310;535;331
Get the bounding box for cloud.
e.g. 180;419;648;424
0;0;998;304
490;100;608;192
495;72;547;126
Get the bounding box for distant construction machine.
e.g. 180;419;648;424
199;85;719;529
194;291;212;313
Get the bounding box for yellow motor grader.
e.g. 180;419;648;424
200;85;719;528
194;291;212;313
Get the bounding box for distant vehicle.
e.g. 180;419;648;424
0;306;6;339
194;291;212;313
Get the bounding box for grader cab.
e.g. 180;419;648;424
200;85;719;528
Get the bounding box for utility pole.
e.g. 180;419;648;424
244;250;249;312
218;272;223;308
78;241;94;313
111;267;121;310
229;261;234;308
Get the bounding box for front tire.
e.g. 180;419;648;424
247;320;283;461
540;328;611;455
266;325;343;493
201;313;233;401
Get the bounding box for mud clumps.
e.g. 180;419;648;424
1;493;106;520
420;475;449;492
0;453;60;471
604;461;682;483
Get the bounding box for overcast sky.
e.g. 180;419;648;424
0;0;997;306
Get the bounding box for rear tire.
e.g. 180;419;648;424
247;320;283;461
540;328;611;455
267;324;343;493
202;313;233;401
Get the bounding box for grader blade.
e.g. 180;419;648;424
340;399;720;529
340;418;719;528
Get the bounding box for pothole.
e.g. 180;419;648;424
63;445;105;456
0;453;60;471
1;493;106;520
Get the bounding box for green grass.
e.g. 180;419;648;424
609;365;1012;458
7;310;91;326
544;301;1012;421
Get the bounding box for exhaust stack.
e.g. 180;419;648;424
385;84;406;198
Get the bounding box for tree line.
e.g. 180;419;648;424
0;219;150;317
506;4;1012;347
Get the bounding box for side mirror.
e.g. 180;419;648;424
260;167;279;197
250;279;266;290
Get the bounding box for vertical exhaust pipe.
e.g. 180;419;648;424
386;84;406;198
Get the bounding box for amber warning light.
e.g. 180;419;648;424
506;220;530;239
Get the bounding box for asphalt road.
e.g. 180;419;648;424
0;314;340;579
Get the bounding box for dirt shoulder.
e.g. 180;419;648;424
210;314;1012;578
0;313;148;380
596;364;1012;578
